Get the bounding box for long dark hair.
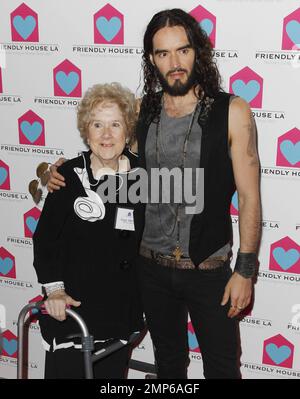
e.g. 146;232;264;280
142;9;222;119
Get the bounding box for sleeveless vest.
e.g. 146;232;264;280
136;91;236;266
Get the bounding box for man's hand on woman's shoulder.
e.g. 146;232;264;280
48;158;67;192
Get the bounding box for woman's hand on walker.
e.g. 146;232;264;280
45;290;81;321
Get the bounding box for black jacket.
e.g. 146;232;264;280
33;149;145;343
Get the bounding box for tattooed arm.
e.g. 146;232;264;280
221;97;262;317
229;97;262;253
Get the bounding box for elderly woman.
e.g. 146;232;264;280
32;83;144;379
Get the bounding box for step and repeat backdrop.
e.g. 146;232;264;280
0;0;300;379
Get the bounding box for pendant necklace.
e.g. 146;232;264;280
155;96;203;261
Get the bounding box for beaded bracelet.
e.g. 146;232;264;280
44;282;65;297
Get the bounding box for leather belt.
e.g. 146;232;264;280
139;246;228;270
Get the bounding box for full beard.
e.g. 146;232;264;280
155;64;197;96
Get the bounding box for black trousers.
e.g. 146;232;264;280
137;255;241;379
44;343;130;379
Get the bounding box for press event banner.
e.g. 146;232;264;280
0;0;300;379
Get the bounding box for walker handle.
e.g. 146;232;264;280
17;301;94;379
39;303;70;314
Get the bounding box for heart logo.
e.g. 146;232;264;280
55;71;79;95
231;191;239;210
0;257;13;275
0;167;8;186
272;247;300;271
280;140;300;165
20;121;43;143
188;330;199;351
199;18;214;37
3;338;18;356
96;16;121;42
26;216;39;234
232;79;261;103
265;343;291;365
13;15;36;40
286;20;300;45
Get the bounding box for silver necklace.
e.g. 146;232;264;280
155;98;202;260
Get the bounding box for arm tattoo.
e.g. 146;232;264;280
245;115;259;166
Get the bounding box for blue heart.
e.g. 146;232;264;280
188;330;199;351
199;18;214;37
96;16;121;42
272;247;300;271
280;140;300;165
0;167;8;186
231;191;239;210
232;79;261;103
3;338;18;356
26;216;39;234
13;15;36;40
286;20;300;45
266;343;291;365
20;121;42;143
55;71;79;95
0;257;13;275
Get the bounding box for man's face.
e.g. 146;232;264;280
150;25;196;96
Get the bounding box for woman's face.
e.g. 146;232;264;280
87;102;127;166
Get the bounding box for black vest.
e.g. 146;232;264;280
136;91;236;266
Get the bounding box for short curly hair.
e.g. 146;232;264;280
77;82;137;145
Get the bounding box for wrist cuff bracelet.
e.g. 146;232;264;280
234;249;257;279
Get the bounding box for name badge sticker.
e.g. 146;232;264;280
114;207;135;231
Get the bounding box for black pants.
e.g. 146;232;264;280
44;343;130;379
137;256;241;379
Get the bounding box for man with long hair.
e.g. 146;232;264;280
46;8;261;379
135;9;261;379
